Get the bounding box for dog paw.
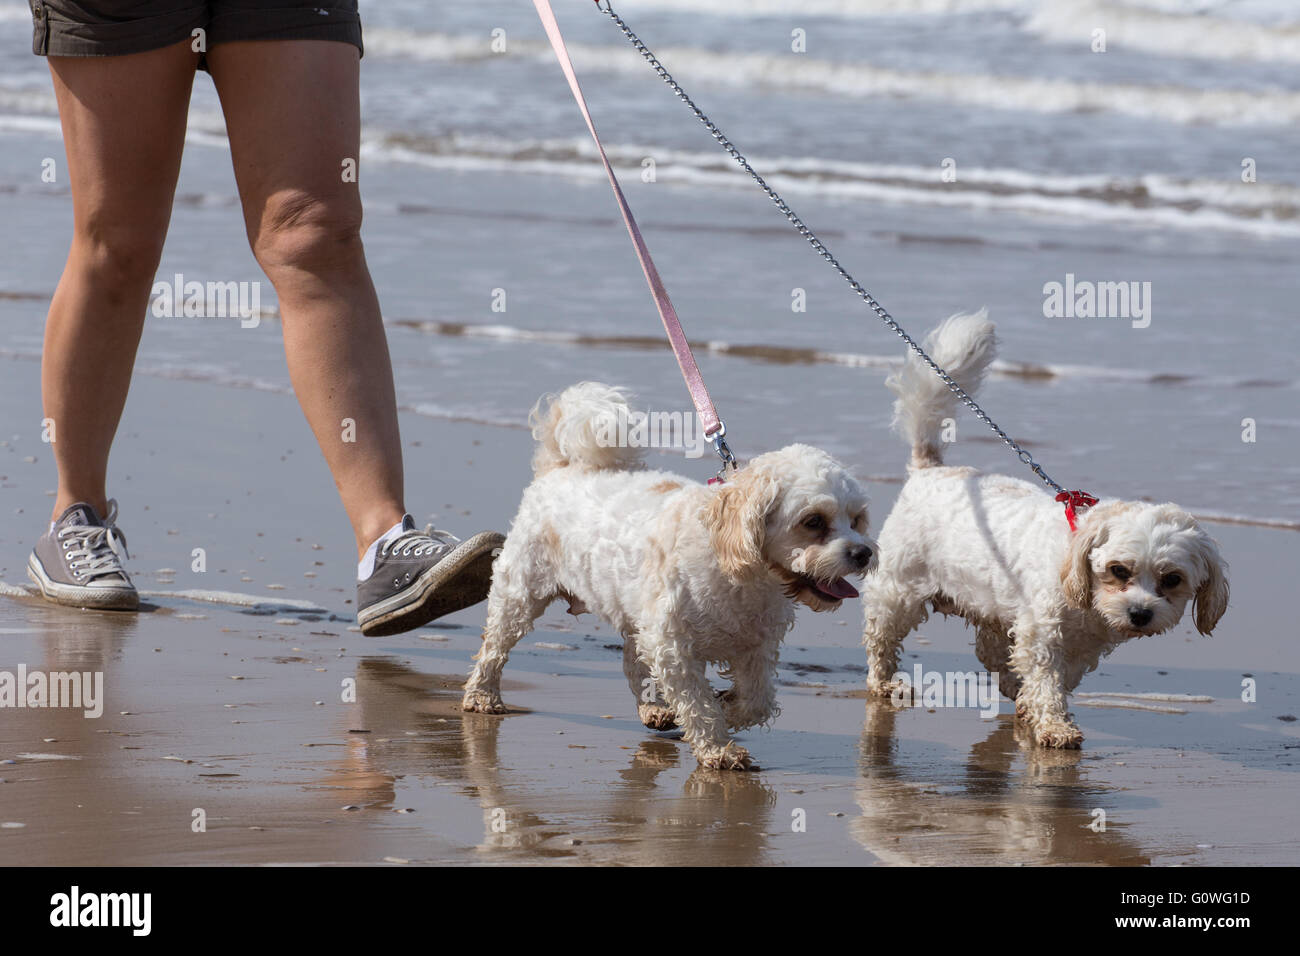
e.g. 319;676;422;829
867;677;914;704
461;689;508;714
638;703;679;731
1034;723;1084;749
716;687;747;718
696;742;757;772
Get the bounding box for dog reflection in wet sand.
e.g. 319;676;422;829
462;382;875;770
852;700;1150;865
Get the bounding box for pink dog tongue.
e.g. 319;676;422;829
823;577;860;599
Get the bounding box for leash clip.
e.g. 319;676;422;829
707;421;738;485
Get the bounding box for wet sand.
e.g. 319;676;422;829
1;358;1297;867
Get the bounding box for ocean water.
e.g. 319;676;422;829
1;0;1298;527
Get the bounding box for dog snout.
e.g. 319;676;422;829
846;543;873;569
1127;607;1154;627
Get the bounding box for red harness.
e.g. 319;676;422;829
1056;490;1100;533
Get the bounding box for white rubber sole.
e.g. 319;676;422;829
27;553;140;611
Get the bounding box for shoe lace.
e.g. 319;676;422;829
379;525;461;560
57;499;130;580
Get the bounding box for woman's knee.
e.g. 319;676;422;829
70;215;168;295
250;190;364;277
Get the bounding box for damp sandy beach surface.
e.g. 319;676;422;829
1;365;1297;866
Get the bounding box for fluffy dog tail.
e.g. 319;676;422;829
528;381;646;477
886;310;997;469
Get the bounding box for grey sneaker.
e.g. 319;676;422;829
357;517;505;637
28;499;139;610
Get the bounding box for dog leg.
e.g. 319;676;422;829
462;546;550;715
639;626;753;770
974;621;1020;700
718;642;780;732
623;633;677;730
863;572;928;700
1009;620;1083;749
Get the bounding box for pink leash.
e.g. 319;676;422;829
532;0;737;482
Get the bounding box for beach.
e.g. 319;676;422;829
2;0;1299;866
1;364;1297;865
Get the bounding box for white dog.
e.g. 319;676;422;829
462;382;875;770
862;313;1229;748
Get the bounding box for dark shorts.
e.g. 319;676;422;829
29;1;363;65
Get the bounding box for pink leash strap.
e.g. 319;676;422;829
532;0;736;478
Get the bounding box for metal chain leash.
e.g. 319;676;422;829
593;1;1067;497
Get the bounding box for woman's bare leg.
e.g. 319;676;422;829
43;41;199;522
205;40;404;558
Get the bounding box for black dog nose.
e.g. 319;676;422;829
1128;607;1154;627
847;544;873;569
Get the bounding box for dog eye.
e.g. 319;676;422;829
1109;564;1131;581
803;514;826;531
1160;572;1182;589
851;513;866;529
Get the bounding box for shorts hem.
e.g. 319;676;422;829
30;2;362;60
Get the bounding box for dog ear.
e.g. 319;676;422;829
1060;509;1109;609
705;466;778;580
1193;532;1230;635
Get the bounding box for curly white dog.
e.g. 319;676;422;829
863;313;1229;748
463;382;875;770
